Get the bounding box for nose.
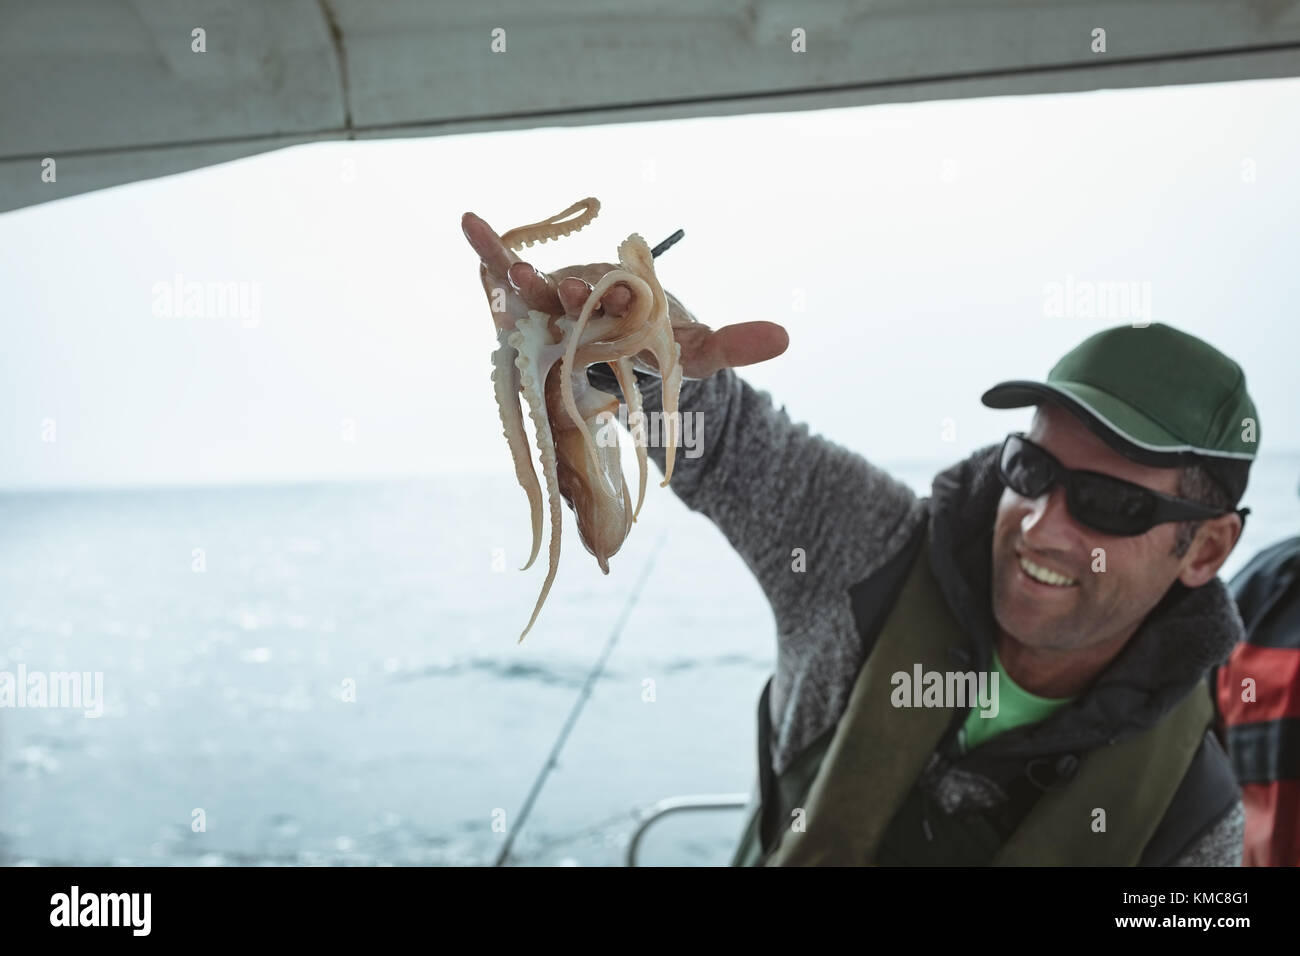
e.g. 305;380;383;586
1020;484;1079;549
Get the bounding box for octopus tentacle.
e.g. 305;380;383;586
570;321;658;365
491;334;543;569
652;338;683;487
559;269;655;478
509;312;566;642
616;234;683;486
501;198;600;252
611;356;648;521
547;369;631;575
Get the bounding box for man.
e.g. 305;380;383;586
463;214;1256;865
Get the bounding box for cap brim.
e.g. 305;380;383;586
981;379;1217;468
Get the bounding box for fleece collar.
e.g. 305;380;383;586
925;443;1244;759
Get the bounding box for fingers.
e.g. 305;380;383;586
557;277;593;317
554;275;637;320
462;217;637;323
509;262;563;315
557;276;634;318
710;321;790;370
461;212;517;278
601;284;632;316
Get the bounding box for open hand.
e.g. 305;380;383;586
462;211;788;380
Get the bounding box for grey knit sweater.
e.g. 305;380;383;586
589;364;1244;866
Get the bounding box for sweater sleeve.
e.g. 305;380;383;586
586;365;921;634
1169;800;1245;866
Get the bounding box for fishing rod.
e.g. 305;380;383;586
494;530;668;867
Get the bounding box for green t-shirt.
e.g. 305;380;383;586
958;647;1075;754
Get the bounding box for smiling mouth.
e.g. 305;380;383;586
1018;554;1079;588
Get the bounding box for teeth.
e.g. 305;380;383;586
1019;556;1078;587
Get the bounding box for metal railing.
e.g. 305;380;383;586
624;793;750;867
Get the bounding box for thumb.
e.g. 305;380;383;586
706;321;790;371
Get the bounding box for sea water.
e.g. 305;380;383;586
1;453;1297;866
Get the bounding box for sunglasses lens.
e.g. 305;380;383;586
1000;435;1161;535
1070;474;1157;535
1001;436;1054;497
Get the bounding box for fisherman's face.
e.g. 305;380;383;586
990;402;1188;652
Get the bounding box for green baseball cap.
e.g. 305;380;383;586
981;323;1258;503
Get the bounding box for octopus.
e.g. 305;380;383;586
474;198;684;641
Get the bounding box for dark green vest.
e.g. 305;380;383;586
732;534;1215;866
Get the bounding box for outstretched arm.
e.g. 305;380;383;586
463;216;917;621
587;361;920;623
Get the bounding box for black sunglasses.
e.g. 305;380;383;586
998;433;1247;537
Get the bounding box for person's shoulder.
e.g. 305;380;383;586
1230;534;1300;590
1230;534;1300;630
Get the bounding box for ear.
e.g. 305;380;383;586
1176;512;1243;588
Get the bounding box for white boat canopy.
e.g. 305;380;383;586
2;0;1298;213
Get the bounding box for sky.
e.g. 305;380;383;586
1;75;1298;491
